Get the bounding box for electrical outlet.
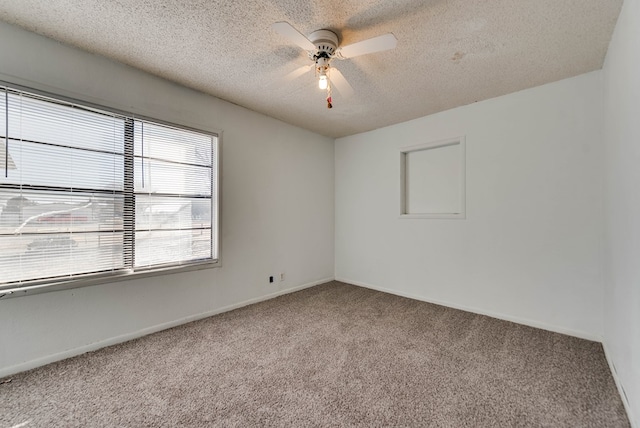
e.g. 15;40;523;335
269;276;274;283
280;272;285;282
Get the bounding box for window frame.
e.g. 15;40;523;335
0;82;221;299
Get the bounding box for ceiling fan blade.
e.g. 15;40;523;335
272;22;316;51
284;64;313;81
337;33;397;59
329;68;354;98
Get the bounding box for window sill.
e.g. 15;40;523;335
0;260;220;299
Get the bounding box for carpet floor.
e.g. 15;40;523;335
0;281;630;427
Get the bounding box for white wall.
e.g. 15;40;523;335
336;71;604;339
0;22;335;375
603;0;640;424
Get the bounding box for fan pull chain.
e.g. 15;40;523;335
326;84;333;109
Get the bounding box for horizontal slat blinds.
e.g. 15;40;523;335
133;121;215;268
0;85;218;290
0;87;126;285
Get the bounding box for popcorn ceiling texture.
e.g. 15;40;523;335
0;0;623;138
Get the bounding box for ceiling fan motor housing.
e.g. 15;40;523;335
309;29;338;75
309;29;338;55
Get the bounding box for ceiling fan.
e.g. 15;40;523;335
272;22;397;108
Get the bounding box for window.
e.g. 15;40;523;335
400;137;466;219
0;85;219;293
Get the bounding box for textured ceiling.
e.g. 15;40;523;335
0;0;623;138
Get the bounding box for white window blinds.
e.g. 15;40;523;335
133;120;216;268
0;85;218;290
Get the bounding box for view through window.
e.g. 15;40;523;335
0;85;218;290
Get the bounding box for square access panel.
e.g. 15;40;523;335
400;137;466;219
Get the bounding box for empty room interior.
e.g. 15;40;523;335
0;0;638;426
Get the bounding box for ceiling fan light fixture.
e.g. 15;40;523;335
318;73;328;90
273;22;396;104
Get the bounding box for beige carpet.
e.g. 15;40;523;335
0;281;630;427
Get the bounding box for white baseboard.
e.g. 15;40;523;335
335;277;601;342
602;342;637;428
0;276;334;379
